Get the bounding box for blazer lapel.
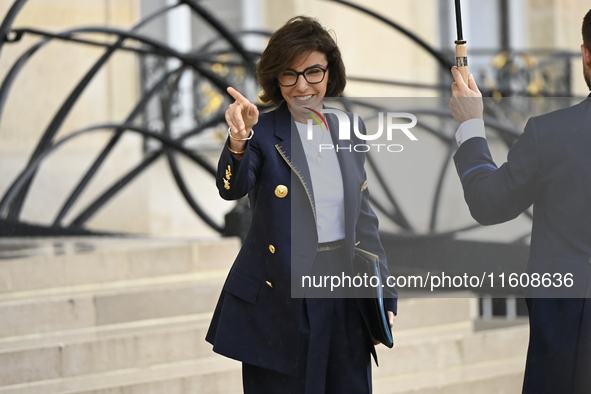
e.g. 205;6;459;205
274;104;360;247
274;103;317;224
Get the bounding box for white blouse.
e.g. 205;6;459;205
295;121;345;243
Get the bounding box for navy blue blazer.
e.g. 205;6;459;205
206;102;397;375
453;97;591;292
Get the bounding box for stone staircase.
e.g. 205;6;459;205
0;237;528;393
373;300;527;394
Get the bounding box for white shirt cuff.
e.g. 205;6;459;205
455;118;486;146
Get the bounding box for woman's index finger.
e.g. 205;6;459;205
227;87;249;105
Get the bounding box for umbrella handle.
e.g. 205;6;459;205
455;42;469;84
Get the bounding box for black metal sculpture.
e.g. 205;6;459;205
0;0;264;236
0;0;579;245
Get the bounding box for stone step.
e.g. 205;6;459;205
0;312;461;386
0;301;525;388
0;236;525;393
0;344;523;394
0;356;242;394
0;313;210;354
0;313;217;387
374;356;524;394
0;270;227;339
400;373;523;394
0;257;478;340
374;324;528;379
0;331;524;394
394;296;478;331
0;237;240;294
392;320;474;344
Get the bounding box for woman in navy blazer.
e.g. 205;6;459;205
206;16;397;393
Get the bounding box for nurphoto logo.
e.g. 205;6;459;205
304;108;418;153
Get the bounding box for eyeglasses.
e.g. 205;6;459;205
277;66;328;87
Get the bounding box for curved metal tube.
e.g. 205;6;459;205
0;0;28;57
160;71;224;233
1;3;182;218
338;97;413;229
182;0;257;72
166;151;224;233
331;97;524;233
1;24;231;219
52;66;185;226
7;28;164;55
325;0;454;70
0;123;215;218
0;0;534;238
69;114;225;228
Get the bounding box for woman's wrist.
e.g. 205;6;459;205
228;139;247;157
228;127;254;141
228;146;245;155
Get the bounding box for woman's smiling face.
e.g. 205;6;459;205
279;50;329;117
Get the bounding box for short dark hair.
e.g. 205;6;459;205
583;9;591;50
256;16;346;105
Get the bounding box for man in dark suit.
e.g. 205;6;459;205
449;9;591;394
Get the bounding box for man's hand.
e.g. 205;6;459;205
449;66;483;124
373;311;396;346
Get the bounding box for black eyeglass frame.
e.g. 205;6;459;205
277;65;329;87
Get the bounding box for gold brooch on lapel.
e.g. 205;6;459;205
275;185;288;198
223;165;232;190
360;180;368;192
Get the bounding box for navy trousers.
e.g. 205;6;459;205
242;248;373;394
523;297;591;394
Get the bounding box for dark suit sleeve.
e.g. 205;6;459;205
216;135;261;200
453;117;542;225
354;118;398;315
